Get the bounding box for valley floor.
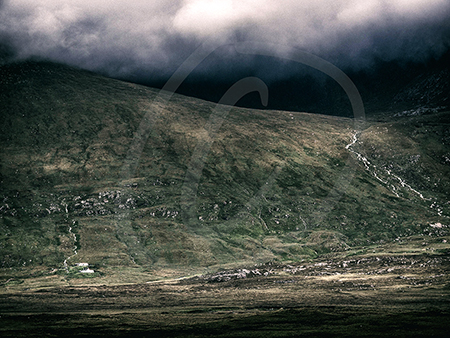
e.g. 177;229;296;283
1;248;449;337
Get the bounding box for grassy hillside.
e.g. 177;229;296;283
0;61;449;278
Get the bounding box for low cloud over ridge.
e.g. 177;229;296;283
1;0;449;81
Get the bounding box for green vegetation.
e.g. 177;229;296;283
1;61;449;274
0;60;449;337
1;247;449;337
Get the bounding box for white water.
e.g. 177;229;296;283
345;131;427;201
346;132;390;187
62;202;78;271
386;170;427;200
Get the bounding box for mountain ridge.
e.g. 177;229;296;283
0;60;449;275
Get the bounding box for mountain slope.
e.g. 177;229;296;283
0;61;449;275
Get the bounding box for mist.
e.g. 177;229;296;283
1;0;449;112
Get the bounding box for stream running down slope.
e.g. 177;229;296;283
62;200;78;271
346;130;448;220
346;131;428;200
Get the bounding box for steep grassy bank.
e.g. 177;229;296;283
0;61;449;275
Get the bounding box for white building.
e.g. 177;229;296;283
80;268;95;273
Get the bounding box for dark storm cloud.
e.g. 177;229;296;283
1;0;449;80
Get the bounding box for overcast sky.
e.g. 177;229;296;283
1;0;449;83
